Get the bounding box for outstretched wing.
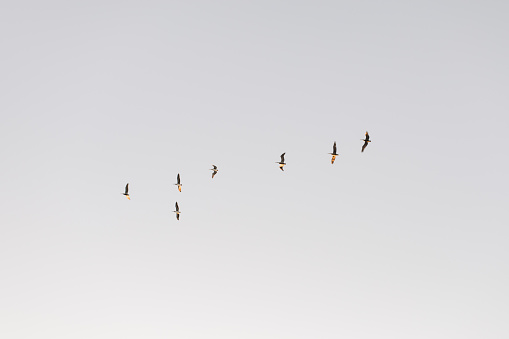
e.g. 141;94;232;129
333;142;337;154
365;131;370;141
176;213;179;220
177;173;180;184
175;202;179;211
212;171;217;179
362;141;368;152
331;155;336;164
124;183;129;194
280;153;285;162
212;165;217;170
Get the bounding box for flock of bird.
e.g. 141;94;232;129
122;131;372;220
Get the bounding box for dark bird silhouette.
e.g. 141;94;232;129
276;153;286;171
173;202;180;220
329;141;339;164
175;173;182;192
210;165;218;179
122;183;130;200
361;131;371;152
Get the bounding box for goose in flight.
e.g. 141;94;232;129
122;183;130;200
173;202;180;220
276;153;286;171
210;165;218;179
329;141;338;164
361;131;371;152
175;173;182;192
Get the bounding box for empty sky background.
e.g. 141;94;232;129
1;1;508;338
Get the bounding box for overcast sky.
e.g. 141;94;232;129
1;1;508;338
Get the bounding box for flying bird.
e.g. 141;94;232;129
361;131;371;152
175;173;182;192
329;141;339;164
210;165;218;179
122;183;130;200
276;153;286;171
173;202;181;220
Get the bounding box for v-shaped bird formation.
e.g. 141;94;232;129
122;131;373;220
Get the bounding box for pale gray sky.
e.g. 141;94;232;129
1;1;508;338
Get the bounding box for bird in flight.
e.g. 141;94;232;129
173;202;180;220
175;173;182;192
276;153;286;171
122;183;130;200
329;141;339;164
361;131;371;152
210;165;218;179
